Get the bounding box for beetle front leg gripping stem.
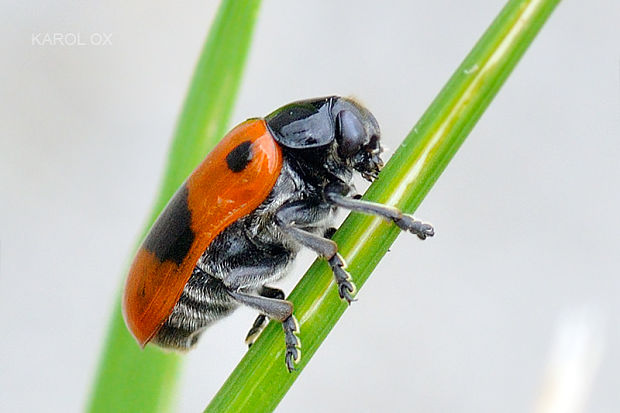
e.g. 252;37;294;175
324;183;435;240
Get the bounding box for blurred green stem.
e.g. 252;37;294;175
205;0;560;411
87;1;261;412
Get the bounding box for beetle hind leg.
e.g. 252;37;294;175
227;288;300;372
245;315;267;347
245;286;286;347
283;315;301;372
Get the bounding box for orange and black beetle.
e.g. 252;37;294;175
123;96;434;371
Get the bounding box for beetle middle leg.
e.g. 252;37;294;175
276;202;356;304
324;181;435;239
245;285;285;347
226;288;300;372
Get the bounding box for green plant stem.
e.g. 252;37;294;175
205;0;560;411
87;1;261;412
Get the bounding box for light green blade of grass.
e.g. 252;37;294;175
86;1;261;412
205;0;561;411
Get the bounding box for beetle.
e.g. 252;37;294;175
123;96;434;371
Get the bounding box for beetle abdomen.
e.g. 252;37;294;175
152;268;238;350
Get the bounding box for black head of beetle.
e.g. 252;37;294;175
265;96;383;181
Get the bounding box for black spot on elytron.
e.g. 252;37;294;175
226;141;253;172
143;183;195;265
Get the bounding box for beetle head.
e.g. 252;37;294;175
332;97;383;181
265;96;384;181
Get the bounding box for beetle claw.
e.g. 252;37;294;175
245;314;268;347
328;254;357;304
395;215;435;240
283;315;301;372
339;280;357;304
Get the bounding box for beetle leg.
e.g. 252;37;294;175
245;315;267;347
227;288;300;372
323;226;337;239
245;286;285;347
276;204;356;304
282;316;301;372
324;182;435;240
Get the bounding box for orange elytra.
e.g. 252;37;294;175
122;119;283;346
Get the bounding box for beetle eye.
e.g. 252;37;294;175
368;134;381;153
336;110;366;158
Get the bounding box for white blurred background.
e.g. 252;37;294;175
1;1;619;412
